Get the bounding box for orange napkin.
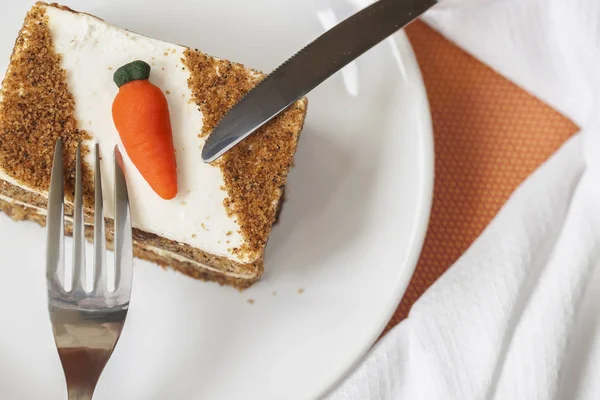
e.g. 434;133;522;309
384;21;578;333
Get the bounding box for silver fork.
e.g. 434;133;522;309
46;139;133;400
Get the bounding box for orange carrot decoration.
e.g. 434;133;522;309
112;60;177;200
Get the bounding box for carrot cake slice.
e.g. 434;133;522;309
0;2;307;288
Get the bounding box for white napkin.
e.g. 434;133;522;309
328;0;600;399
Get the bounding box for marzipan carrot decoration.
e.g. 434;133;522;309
112;60;177;200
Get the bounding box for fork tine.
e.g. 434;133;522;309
93;144;107;294
113;146;132;296
46;139;65;290
71;143;86;293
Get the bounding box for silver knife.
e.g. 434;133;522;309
201;0;437;163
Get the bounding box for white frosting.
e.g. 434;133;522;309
6;6;250;264
142;246;253;279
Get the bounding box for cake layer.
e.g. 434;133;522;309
0;196;260;287
0;2;307;287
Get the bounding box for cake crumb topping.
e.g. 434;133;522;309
183;51;307;259
0;3;92;200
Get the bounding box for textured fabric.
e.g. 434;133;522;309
328;0;600;398
386;21;577;331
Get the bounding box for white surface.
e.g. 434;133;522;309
329;0;600;399
0;1;433;399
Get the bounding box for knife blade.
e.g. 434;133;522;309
201;0;438;163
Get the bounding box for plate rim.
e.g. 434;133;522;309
318;30;434;399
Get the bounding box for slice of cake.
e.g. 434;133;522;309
0;2;307;288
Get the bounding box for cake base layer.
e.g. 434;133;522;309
0;191;261;289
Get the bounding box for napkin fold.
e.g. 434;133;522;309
329;0;600;398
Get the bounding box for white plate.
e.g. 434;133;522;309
0;1;433;399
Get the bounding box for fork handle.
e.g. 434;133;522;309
59;347;108;400
67;387;93;400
